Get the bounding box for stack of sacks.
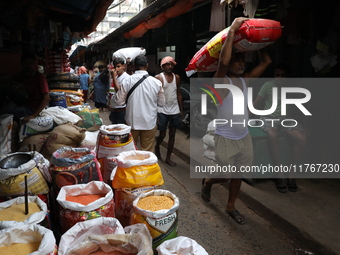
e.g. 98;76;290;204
46;72;80;91
41;123;86;160
96;124;136;185
201;121;216;161
111;150;164;227
18;106;83;155
58;217;153;255
49;89;83;107
56;181;114;233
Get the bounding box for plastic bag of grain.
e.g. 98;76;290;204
114;186;156;227
0;151;50;196
58;217;153;255
96;124;135;159
79;130;100;150
56;181;115;233
0;223;57;255
0;196;47;229
49;91;67;108
130;189;180;250
112;150;164;189
156;236;208;255
50;147;102;196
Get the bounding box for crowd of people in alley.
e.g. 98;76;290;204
0;17;308;228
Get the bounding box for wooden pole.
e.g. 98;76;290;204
25;175;28;215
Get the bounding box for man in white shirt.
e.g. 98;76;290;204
154;56;183;167
109;57;130;124
114;55;165;151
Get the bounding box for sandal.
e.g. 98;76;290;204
287;179;298;192
200;178;211;203
225;209;246;225
276;178;287;193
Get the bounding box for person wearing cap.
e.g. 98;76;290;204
154;56;183;167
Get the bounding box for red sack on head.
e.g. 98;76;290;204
185;19;283;76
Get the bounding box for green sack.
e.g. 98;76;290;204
76;108;102;131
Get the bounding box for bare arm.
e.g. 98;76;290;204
155;73;166;107
155;73;163;84
214;17;249;100
110;69;120;92
157;85;165;107
214;17;249;79
175;74;184;117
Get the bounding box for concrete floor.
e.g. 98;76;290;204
96;102;339;255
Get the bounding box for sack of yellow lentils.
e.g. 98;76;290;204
130;189;180;250
0;195;47;229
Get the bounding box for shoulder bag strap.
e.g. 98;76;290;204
125;74;150;104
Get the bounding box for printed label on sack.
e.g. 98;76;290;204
146;212;177;233
233;39;274;52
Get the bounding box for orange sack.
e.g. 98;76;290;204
185;19;283;76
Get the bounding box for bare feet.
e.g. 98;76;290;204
165;159;176;167
154;146;161;160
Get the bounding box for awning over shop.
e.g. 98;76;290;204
0;0;113;51
91;0;209;49
69;46;89;63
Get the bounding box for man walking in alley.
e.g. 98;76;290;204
114;55;165;151
154;56;183;167
200;17;272;225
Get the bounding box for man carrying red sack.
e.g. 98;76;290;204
201;17;272;225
